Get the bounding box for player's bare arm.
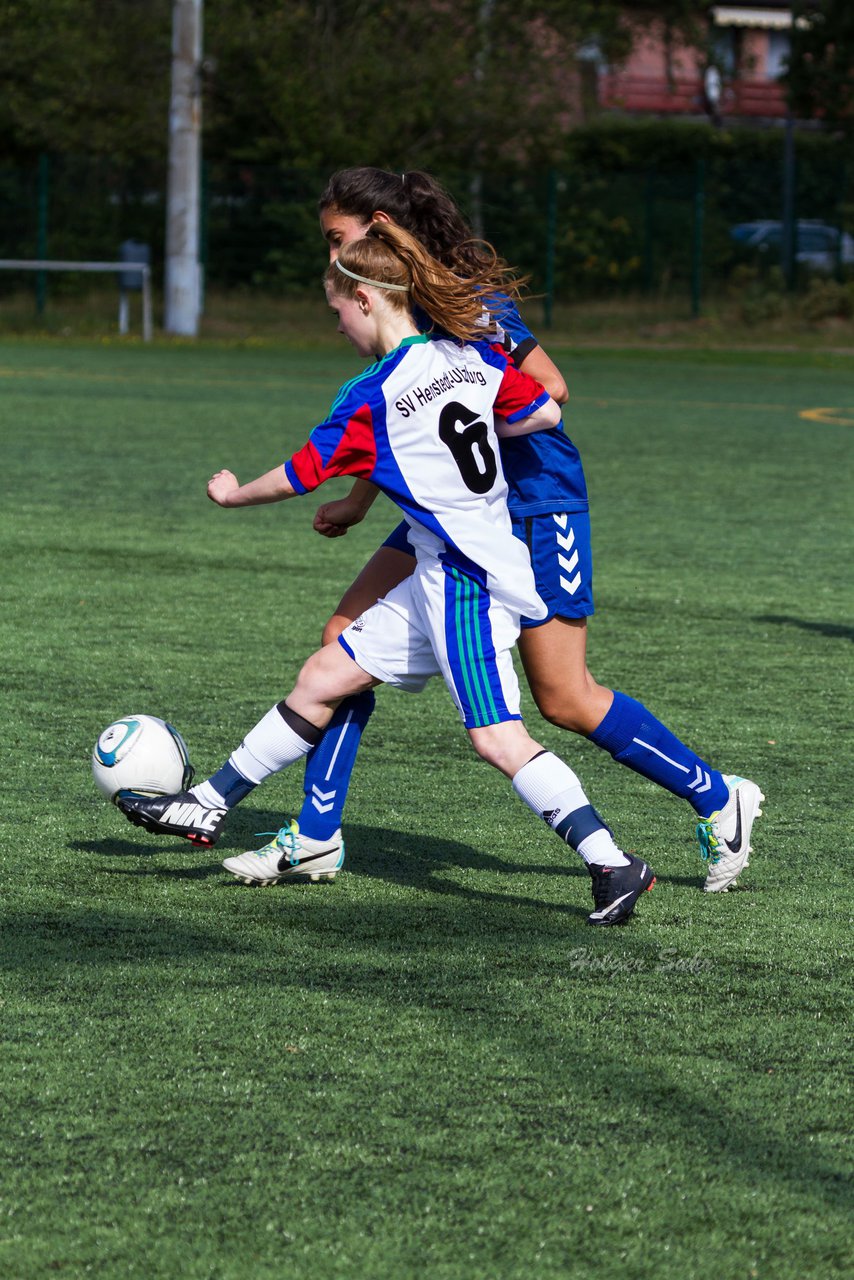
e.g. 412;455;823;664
495;396;561;438
208;466;297;507
517;346;568;404
314;478;381;538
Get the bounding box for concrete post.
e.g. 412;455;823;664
164;0;202;336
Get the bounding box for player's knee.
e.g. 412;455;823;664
533;680;607;736
321;613;349;646
468;723;538;778
533;685;584;732
469;735;501;768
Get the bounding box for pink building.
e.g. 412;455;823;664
598;5;799;123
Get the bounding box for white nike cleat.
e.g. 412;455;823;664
697;775;764;893
222;820;344;886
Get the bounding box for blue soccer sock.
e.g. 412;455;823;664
297;691;376;840
589;691;729;816
192;702;323;809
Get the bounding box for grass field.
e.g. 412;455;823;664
1;337;852;1279
3;283;854;350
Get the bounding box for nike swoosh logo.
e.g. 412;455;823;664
724;793;743;853
590;890;635;918
277;847;338;873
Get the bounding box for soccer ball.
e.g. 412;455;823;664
92;715;194;801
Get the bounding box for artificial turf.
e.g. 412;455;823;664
1;337;851;1278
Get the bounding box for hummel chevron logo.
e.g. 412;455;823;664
560;570;582;595
554;520;581;594
311;784;336;815
723;793;743;853
161;801;226;833
688;766;712;793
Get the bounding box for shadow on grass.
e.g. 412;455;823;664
0;905;252;970
71;819;591;919
74;808;699;906
755;613;854;642
3;892;847;1220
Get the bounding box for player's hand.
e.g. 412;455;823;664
313;496;366;538
208;469;240;506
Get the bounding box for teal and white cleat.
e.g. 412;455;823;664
697;775;764;893
222;820;344;886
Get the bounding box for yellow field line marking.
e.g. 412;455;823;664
799;407;854;426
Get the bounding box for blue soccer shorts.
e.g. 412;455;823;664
382;521;416;555
513;511;595;627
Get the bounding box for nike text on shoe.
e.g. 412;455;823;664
587;854;656;927
222;821;344;886
116;790;228;847
696;775;764;893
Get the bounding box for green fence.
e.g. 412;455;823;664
2;134;852;321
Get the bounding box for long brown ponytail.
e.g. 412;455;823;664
325;221;524;345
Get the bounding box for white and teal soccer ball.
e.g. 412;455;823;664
92;715;193;801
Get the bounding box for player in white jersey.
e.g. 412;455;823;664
118;222;655;926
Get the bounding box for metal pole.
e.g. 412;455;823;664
468;0;495;240
142;267;153;342
691;158;705;319
643;169;655;294
782;110;796;291
36;154;49;315
543;169;557;330
164;0;203;336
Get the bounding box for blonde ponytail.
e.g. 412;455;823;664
326;222;526;345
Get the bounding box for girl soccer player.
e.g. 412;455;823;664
297;167;763;894
118;222;656;927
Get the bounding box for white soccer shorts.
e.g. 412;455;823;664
337;555;523;729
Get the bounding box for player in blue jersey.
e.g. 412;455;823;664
117;222;656;926
301;168;763;894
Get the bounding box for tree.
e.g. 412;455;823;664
201;1;644;171
786;0;854;134
0;0;171;161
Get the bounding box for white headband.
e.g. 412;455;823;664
335;259;409;292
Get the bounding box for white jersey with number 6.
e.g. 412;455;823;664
285;334;550;621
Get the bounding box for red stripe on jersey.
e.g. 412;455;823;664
494;361;546;419
289;402;377;491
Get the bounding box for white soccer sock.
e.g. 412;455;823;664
512;751;629;867
228;705;316;785
576;828;629;867
191;778;228;807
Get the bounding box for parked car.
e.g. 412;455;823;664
730;219;854;272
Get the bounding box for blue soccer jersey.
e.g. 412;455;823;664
491;299;589;519
285;334;551;621
417;297;588;519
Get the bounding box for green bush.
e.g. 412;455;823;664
799;277;854;322
728;264;786;325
